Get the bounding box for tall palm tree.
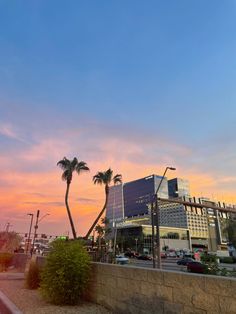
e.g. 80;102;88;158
57;157;89;239
85;168;122;239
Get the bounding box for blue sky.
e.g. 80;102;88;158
0;1;235;235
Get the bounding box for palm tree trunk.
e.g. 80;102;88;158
65;182;77;239
84;185;109;239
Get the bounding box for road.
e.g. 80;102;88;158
126;258;236;272
128;257;186;271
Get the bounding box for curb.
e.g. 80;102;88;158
0;273;24;280
0;290;23;314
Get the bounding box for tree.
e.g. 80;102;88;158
95;217;111;250
0;231;22;253
85;168;122;239
57;157;89;239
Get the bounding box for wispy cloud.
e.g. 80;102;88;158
0;117;235;236
0;122;26;142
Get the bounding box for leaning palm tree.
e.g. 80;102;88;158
84;168;122;239
57;157;89;239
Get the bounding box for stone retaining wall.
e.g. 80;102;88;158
11;253;29;272
88;263;236;314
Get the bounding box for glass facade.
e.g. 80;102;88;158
154;175;169;198
123;176;155;218
168;178;190;198
123;175;168;218
106;184;124;223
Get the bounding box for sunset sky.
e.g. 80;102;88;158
0;1;236;237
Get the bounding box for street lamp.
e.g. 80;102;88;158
152;167;176;269
39;213;50;223
26;213;34;254
31;211;50;256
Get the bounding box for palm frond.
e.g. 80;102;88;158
95;224;104;235
93;172;105;185
113;174;122;185
76;161;90;174
104;168;113;184
71;157;78;169
101;217;110;225
61;169;72;182
57;157;70;170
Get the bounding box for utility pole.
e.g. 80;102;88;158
31;210;40;255
152;167;176;269
26;213;34;254
151;201;156;268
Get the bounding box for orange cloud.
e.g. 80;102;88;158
0;124;235;237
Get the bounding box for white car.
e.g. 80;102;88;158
115;255;129;265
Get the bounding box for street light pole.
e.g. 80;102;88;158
26;213;34;254
151;201;156;268
39;213;50;223
31;210;40;256
153;167;176;269
135;238;138;253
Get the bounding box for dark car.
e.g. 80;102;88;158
177;257;194;266
137;255;152;261
187;261;208;273
124;251;137;258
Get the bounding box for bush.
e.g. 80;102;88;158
219;256;235;264
25;261;41;289
201;253;218;264
0;252;13;271
40;239;91;305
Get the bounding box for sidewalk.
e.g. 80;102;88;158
0;272;25;280
0;272;112;314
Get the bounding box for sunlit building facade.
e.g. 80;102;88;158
123;175;168;218
106;184;124;224
168;178;190;198
105;174;236;252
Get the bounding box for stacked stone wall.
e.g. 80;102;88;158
88;263;236;314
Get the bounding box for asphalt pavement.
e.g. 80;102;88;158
127;257;236;272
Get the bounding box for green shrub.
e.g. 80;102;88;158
0;252;13;271
40;240;91;305
201;253;218;263
219;256;235;264
201;254;220;275
25;261;41;289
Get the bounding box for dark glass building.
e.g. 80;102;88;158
123;175;168;218
106;184;124;223
168;178;190;198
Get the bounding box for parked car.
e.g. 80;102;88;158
124;251;137;258
41;247;51;256
167;251;177;257
184;251;194;258
137;255;152;261
161;252;167;258
116;255;129;265
187;261;208;273
177;257;194;266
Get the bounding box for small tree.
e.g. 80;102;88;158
95;217;111;251
0;232;22;253
40;239;91;305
